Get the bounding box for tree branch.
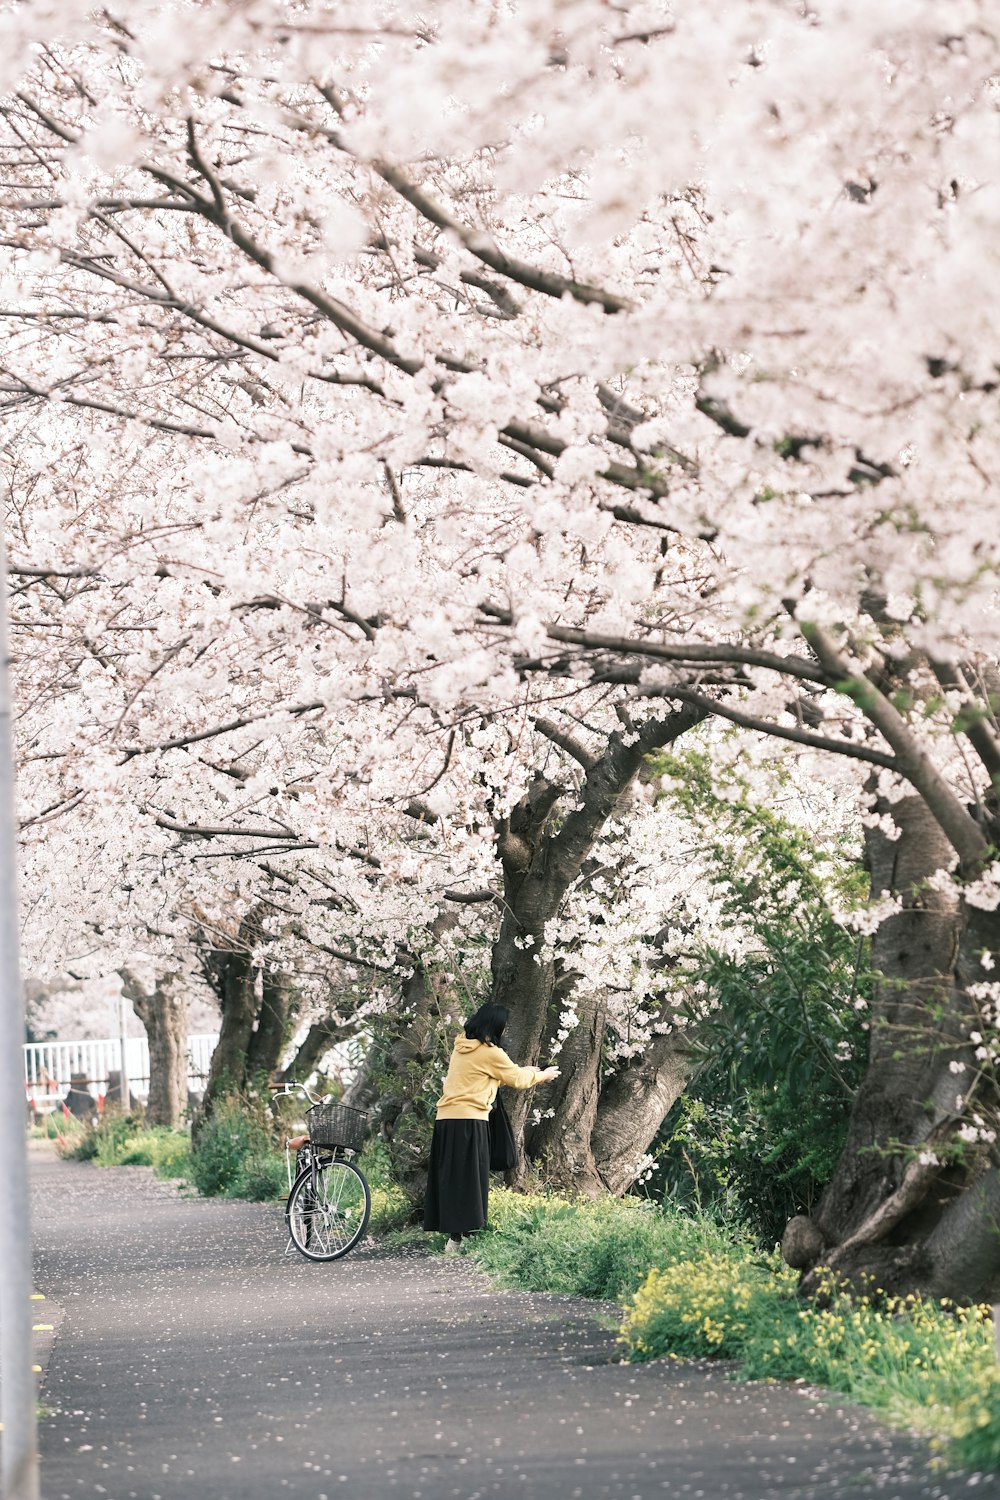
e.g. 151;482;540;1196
658;685;899;770
535;717;600;771
800;619;988;869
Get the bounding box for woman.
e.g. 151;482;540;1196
424;1002;558;1253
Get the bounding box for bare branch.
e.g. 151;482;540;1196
153;812;312;841
800;618;988;868
656;684;899;770
120;700;326;760
535;717;600;771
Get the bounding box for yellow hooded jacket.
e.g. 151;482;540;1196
435;1035;546;1120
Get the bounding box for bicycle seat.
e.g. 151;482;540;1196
286;1134;308;1151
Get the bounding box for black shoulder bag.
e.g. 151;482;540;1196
488;1092;517;1172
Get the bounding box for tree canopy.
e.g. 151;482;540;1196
5;0;1000;1295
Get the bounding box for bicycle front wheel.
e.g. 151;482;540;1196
286;1158;371;1262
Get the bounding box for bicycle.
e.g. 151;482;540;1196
268;1082;371;1262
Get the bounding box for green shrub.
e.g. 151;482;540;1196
116;1137;156;1166
190;1096;275;1197
115;1127;192;1178
467;1187;737;1302
59;1110;143;1164
57;1114;193;1176
148;1130;192;1180
232;1150;287;1201
60;1124;99;1161
650;747;870;1244
620;1252;785;1360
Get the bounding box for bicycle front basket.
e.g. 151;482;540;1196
306;1100;368;1152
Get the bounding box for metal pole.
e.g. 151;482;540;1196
119;989;131;1112
0;529;40;1498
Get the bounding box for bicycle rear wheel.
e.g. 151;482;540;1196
286;1158;371;1262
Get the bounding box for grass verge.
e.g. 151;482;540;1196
454;1187;1000;1471
52;1103;413;1234
58;1113;193;1180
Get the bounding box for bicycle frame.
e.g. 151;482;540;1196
267;1080;319;1187
273;1084;372;1263
270;1082;360;1244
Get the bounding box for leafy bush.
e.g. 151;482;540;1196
146;1129;192;1180
234;1150;287;1201
59;1124;99;1161
620;1253;786;1360
467;1187;738;1302
59;1110;141;1163
94;1112;141;1165
115;1127;192;1179
650;748;871;1243
57;1114;193;1177
189;1095;278;1198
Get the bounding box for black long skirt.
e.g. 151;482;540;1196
423;1118;490;1235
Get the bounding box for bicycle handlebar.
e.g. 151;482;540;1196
268;1081;320;1107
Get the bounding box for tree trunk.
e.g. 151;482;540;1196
490;707;706;1188
278;1017;353;1083
592;1029;696;1196
120;971;188;1128
337;915;464;1204
194;910;262;1135
788;792;1000;1300
245;968;291;1080
526;980;606;1194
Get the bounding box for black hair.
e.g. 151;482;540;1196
464;1002;509;1046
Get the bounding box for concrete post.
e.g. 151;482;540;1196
0;532;40;1498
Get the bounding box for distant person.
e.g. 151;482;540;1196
424;1002;558;1254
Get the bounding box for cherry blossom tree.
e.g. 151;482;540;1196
4;0;1000;1295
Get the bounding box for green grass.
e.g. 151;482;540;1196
621;1257;1000;1462
465;1187;738;1301
58;1113;192;1179
454;1186;1000;1470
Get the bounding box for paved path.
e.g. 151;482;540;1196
23;1147;991;1500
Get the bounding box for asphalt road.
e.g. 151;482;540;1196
22;1146;993;1500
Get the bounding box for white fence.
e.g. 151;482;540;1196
23;1034;219;1102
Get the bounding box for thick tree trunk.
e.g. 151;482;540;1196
278;1017;353;1083
489;774;564;1102
489;707;706;1188
591;1029;696;1196
788;793;1000;1299
120;971;189;1127
526;981;606;1194
340;915;464;1203
195;910;262;1135
245;968;291;1080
